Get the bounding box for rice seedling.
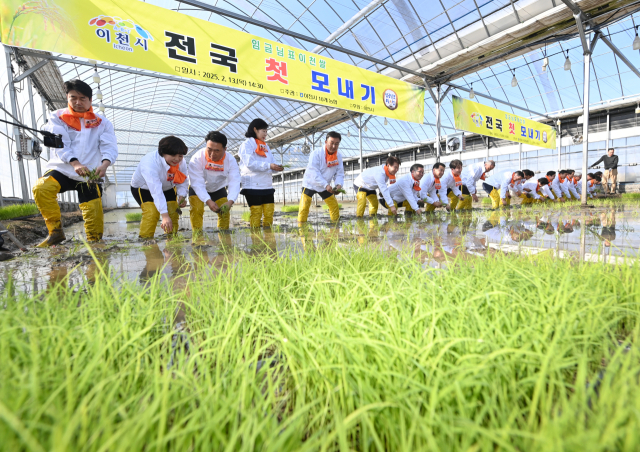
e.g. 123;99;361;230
219;204;230;215
281;205;299;212
322;203;343;210
124;212;142;222
1;246;640;451
82;168;102;184
621;193;640;200
333;187;347;195
482;197;492;205
0;203;39;220
241;211;251;222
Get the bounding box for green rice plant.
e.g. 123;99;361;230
82;168;102;184
621;193;640;200
333;188;347;195
219;204;230;215
481;197;493;205
281;205;299;212
0;203;39;220
242;211;251;222
125;212;142;222
322;203;343;210
2;247;640;451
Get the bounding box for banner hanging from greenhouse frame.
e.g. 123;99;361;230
452;95;556;149
0;0;426;124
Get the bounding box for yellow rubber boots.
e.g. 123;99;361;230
214;196;230;229
249;205;263;228
79;198;104;242
32;175;66;247
366;194;378;215
263;203;275;227
324;195;340;221
189;195;204;232
297;193;313;223
166;200;180;235
139;202;160;239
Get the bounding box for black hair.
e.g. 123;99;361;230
386;156;400;167
64;79;92;98
608;148;615;152
410;163;424;173
158;135;188;156
433;162;445;170
593;175;602;182
566;169;575;174
546;171;556;177
523;169;535;177
594;171;603;177
559;170;568;175
449;159;463;170
538;177;549;186
514;171;524;178
245;118;269;138
205;131;227;148
587;173;595;178
326;131;342;141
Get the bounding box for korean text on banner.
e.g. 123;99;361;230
452;96;556;149
0;0;425;124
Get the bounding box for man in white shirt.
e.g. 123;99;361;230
32;79;118;247
439;159;465;211
298;131;344;223
459;160;496;209
563;169;580;200
379;163;424;215
131;136;189;240
550;170;570;201
420;162;446;212
520;177;555;204
354;156;400;217
483;170;524;209
188;131;240;233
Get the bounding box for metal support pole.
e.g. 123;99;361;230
580;36;592;205
436;84;441;162
27;78;41;178
606;113;610;151
281;151;286;206
5;47;30;202
557;120;562;170
518;143;522;169
41;97;50;160
359;116;363;173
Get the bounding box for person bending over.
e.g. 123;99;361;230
420;162;446;212
379;163;425;215
131;136;188;240
483;170;524;209
353;156;400;217
188;131;240;234
458;160;495;209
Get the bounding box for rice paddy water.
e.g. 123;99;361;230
1;198;640;450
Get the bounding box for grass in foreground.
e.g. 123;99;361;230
124;212;142;222
281;205;299;212
0;203;39;220
2;247;640;451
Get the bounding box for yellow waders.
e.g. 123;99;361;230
189;195;205;232
79;197;104;242
520;194;536;205
33;175;65;246
263;203;275;227
447;191;459;210
355;191;379;217
166;200;180;235
456;194;472;210
139;202;160;239
489;189;509;209
249;205;263;228
324;195;340;221
297;192;313;223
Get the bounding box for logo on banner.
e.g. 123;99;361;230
89;15;154;52
471;112;484;127
383;89;398;110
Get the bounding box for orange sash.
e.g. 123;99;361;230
326;148;339;168
205;151;225;172
59;103;102;131
453;175;463;187
167;164;187;184
384;165;396;184
480;172;486;181
255;139;268;157
412;175;421;191
546;175;554;184
434;177;441;190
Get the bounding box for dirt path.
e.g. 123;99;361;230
2;211;85;251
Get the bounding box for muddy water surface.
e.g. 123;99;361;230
2;201;639;294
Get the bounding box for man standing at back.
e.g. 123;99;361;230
590;148;619;194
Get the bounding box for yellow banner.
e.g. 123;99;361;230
0;0;425;124
452;95;556;149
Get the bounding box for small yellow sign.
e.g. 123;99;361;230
0;0;425;124
452;96;556;149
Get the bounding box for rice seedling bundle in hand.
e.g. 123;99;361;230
333;187;347;195
219;204;230;215
83;168;102;184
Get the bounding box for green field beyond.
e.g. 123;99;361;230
1;245;639;451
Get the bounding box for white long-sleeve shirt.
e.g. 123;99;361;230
43;109;118;182
388;173;421;211
354;165;394;207
563;178;579;199
419;171;439;204
460;161;488;195
574;179;582;195
485;170;521;199
438;171;463;205
188;148;240;203
302;147;345;192
238;138;275;189
131;151;189;214
521;180;554;200
551;176;570;198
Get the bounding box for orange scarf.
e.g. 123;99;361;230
559;175;565;183
167;163;187;184
255;139;268;157
434;177;441;190
589;179;595;187
412;175;421;191
453;174;462;186
326;148;339;167
59;103;102;131
205;151;225;172
384;165;396;184
480;172;486;181
546;175;554;184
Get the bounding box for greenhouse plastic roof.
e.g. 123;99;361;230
14;0;640;182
